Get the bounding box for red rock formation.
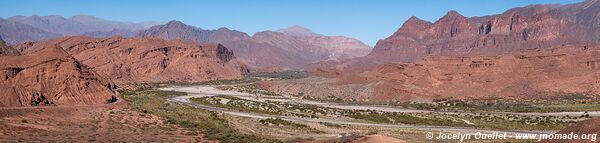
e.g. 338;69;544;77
0;46;116;106
367;1;600;63
15;36;249;84
274;44;600;102
540;118;600;143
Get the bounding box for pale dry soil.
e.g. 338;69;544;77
0;104;208;142
163;85;540;143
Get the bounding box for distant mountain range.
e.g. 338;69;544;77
0;15;162;44
9;0;600;70
138;21;372;69
0;16;371;69
3;0;600;106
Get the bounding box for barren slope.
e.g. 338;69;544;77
15;36;249;84
0;46;116;106
269;44;600;102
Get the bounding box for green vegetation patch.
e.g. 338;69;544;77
348;112;469;127
259;118;308;128
397;93;600;113
190;95;282;115
123;90;281;143
233;83;284;97
246;71;309;79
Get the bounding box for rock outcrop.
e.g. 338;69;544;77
366;0;600;63
0;46;116;106
362;45;600;101
273;44;600;102
540;118;600;143
15;36;249;84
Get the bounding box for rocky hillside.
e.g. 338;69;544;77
540;118;600;143
139;22;371;69
0;46;116;106
15;36;249;84
271;44;600;102
137;21;249;44
366;0;600;63
303;36;371;61
0;36;19;56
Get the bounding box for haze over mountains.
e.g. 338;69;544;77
8;15;145;35
0;15;162;44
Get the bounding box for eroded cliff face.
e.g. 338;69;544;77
0;46;116;106
367;1;600;63
271;44;600;102
365;45;600;101
15;36;249;84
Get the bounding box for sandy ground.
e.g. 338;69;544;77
0;101;207;142
352;135;407;143
162;86;600;117
163;85;546;135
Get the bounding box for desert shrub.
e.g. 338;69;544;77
123;90;281;143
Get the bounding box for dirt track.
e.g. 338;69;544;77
162;85;561;135
0;96;205;142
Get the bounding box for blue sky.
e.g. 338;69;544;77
0;0;583;46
